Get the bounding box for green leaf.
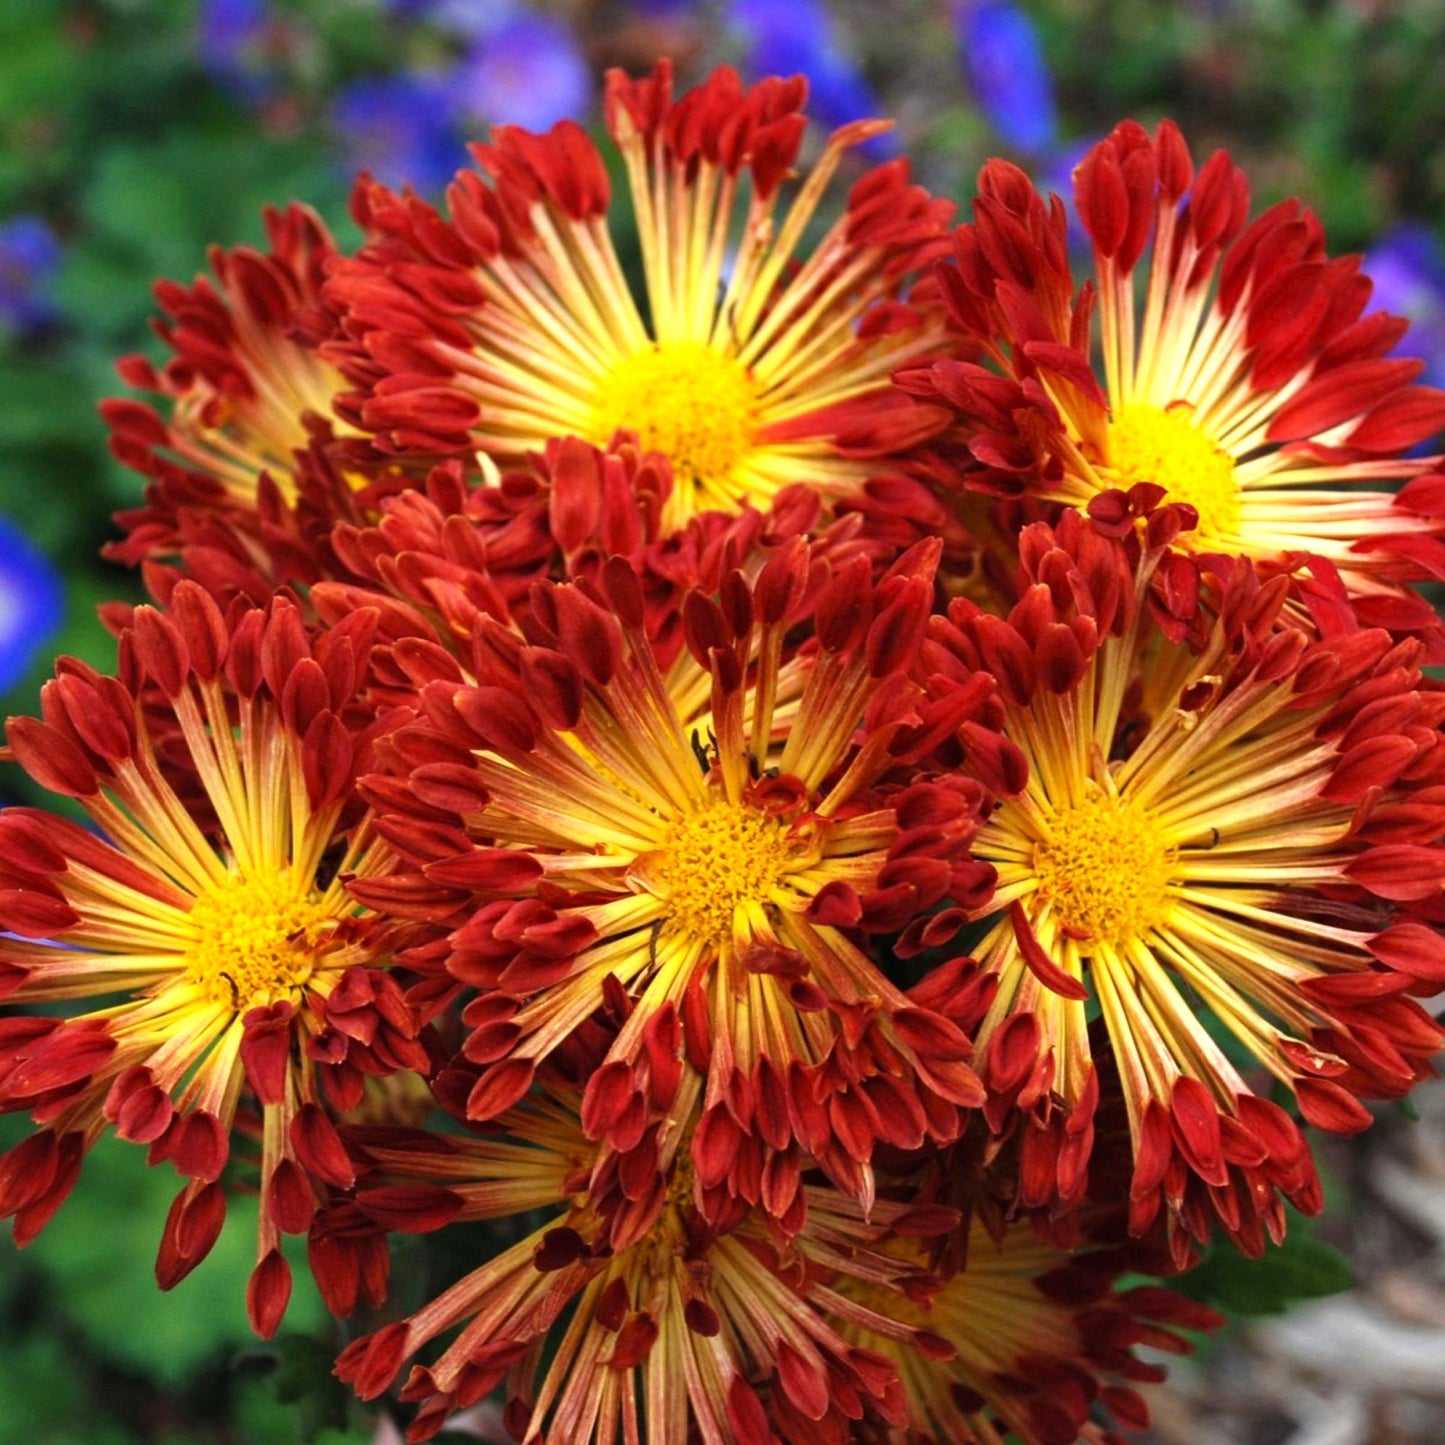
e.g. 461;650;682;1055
17;1132;330;1387
235;1333;361;1442
0;1331;132;1445
1173;1212;1353;1318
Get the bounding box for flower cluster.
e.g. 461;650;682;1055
2;65;1442;1444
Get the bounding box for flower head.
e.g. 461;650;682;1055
333;1080;954;1443
322;435;806;641
315;429;923;694
0;516;64;694
1366;223;1445;391
955;1;1059;156
447;12;592;136
331;74;469;195
197;0;297;106
0;215;62;336
0;584;424;1335
926;511;1445;1256
903;121;1445;620
326;61;954;532
358;538;991;1221
103;204;349;578
831;1211;1221;1445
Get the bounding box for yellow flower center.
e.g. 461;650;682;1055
184;869;331;1009
181;353;348;505
1033;791;1173;950
1106;401;1240;544
593;342;758;507
660;801;791;944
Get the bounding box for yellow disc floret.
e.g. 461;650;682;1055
177;353;349;506
1107;401;1240;544
660;801;791;944
184;868;331;1009
1033;790;1174;950
593;342;758;511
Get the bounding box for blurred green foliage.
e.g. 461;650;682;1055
1175;1215;1354;1321
0;1122;367;1442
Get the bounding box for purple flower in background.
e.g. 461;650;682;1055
198;0;286;103
955;0;1058;156
423;0;524;40
332;73;468;192
727;0;894;155
0;217;62;336
1366;224;1445;392
448;12;592;134
0;517;63;694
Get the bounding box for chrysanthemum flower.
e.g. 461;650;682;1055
320;435;828;648
830;1212;1221;1445
103;204;350;568
0;583;425;1335
925;511;1445;1255
324;60;954;533
901;120;1445;620
313;434;915;713
334;1077;957;1444
359;538;991;1221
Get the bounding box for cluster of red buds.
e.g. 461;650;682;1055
5;61;1444;1444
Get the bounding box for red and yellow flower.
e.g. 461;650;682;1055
0;584;424;1335
831;1211;1221;1445
334;1076;955;1444
19;61;1445;1441
360;538;991;1222
925;511;1445;1256
319;434;854;663
324;61;954;532
903;121;1445;624
102;204;366;592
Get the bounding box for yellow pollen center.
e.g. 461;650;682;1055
593;342;758;500
184;353;348;505
660;801;791;944
1106;401;1240;544
667;1145;696;1206
184;869;331;1009
1033;792;1173;950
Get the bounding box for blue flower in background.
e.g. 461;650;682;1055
423;0;525;40
727;0;895;156
198;0;286;103
332;73;469;192
0;216;62;336
625;0;705;14
448;12;592;134
1366;224;1445;392
955;0;1057;156
0;517;64;695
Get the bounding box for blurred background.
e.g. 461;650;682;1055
2;1;1445;1441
